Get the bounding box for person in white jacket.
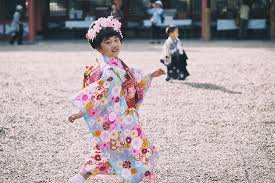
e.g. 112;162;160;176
239;1;250;39
161;25;189;81
9;5;24;45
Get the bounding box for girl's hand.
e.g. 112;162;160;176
152;68;165;78
68;112;84;123
68;115;76;123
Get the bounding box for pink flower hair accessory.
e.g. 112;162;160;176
86;16;123;41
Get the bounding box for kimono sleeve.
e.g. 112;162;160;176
70;68;121;115
162;40;172;65
133;68;152;109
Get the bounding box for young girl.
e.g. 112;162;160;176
161;25;189;81
68;16;165;183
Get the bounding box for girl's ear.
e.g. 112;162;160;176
97;47;103;54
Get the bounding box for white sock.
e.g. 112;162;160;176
69;174;85;183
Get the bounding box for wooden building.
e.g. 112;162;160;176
0;0;274;41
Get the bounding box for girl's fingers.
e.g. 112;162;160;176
159;69;165;75
68;116;74;123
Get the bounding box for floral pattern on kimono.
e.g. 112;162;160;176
71;57;158;183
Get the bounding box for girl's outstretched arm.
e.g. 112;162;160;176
151;68;166;78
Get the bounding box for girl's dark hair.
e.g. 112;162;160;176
88;27;123;49
165;25;178;35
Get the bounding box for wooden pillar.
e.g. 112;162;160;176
201;0;210;41
27;0;36;41
35;1;42;32
27;0;43;41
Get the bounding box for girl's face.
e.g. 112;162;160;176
98;36;121;58
170;28;179;39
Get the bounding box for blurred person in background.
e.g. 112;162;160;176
239;0;250;39
111;2;125;31
9;5;24;45
147;1;164;44
111;2;124;23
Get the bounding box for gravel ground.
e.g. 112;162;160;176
0;40;275;183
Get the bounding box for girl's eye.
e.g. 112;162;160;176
105;41;111;44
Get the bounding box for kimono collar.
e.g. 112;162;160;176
167;37;183;54
102;55;126;80
168;37;179;43
102;55;123;69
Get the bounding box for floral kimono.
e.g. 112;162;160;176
71;56;159;183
